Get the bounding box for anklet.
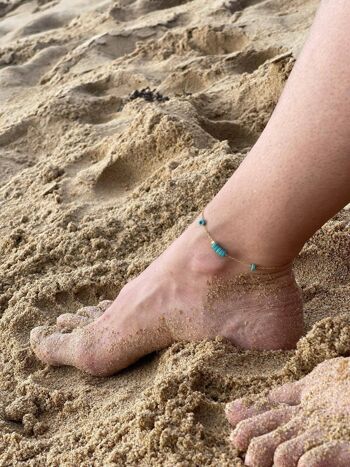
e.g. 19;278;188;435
198;211;288;272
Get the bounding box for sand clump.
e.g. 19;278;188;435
0;0;349;465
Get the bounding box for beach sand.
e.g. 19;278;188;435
0;0;349;465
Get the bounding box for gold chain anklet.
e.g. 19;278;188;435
198;211;289;272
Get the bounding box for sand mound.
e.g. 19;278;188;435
0;0;349;465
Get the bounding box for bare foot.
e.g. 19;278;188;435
30;219;303;376
226;357;350;467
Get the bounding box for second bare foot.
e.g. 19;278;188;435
226;357;350;467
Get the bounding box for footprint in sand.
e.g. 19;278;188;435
0;46;66;87
13;11;73;38
110;0;193;22
223;0;268;14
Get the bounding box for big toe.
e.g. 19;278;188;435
298;441;350;467
30;325;83;368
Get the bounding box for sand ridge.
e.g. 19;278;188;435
0;0;349;465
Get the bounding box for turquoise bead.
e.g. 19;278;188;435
198;218;206;226
250;263;257;271
211;242;227;257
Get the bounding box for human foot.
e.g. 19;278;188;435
226;357;350;467
30;219;303;376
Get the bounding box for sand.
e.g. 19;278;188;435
0;0;349;465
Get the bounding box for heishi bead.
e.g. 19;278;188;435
211;242;227;257
250;263;257;271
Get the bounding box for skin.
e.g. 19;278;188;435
31;0;350;462
226;357;350;467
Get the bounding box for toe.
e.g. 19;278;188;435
30;325;85;368
226;398;273;427
274;430;323;467
298;441;350;467
230;405;299;452
56;313;90;330
97;300;113;312
268;381;303;406
244;418;302;467
77;305;104;320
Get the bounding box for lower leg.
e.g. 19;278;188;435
202;0;350;269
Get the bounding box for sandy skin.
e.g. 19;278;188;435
30;220;304;376
226;357;350;467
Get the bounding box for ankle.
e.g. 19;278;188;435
175;220;294;279
198;205;298;270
